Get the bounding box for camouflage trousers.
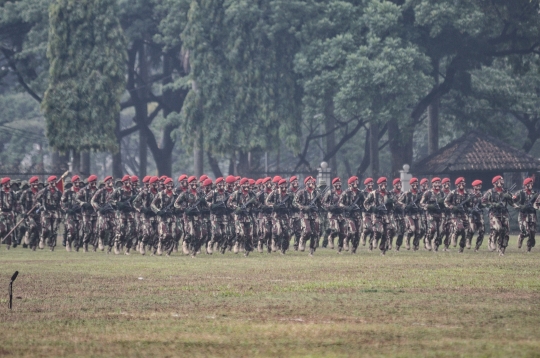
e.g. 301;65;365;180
360;212;373;246
371;213;394;253
404;214;422;250
114;211;136;250
0;212;14;246
469;212;485;250
290;216;301;250
139;214;156;247
272;214;290;253
235;219;253;254
184;215;206;255
64;214;81;248
328;215;347;251
157;215;176;254
40;211;60;248
344;213;361;253
488;212;510;251
425;213;443;250
299;215;320;253
23;213;40;248
448;212;471;250
81;214;98;248
211;217;228;249
393;213;405;250
260;214;274;251
440;214;452;249
96;212;115;248
517;211;536;250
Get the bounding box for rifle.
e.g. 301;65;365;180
98;203;115;214
185;196;206;215
347;192;363;213
307;186;330;212
272;193;290;213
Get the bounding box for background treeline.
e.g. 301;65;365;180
1;0;540;180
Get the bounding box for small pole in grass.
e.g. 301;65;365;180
9;271;19;310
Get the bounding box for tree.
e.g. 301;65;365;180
42;0;127;153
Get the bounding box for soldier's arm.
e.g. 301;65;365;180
60;192;70;211
419;192;429;209
481;190;492;207
228;191;238;209
132;191;145;212
151;193;162;213
338;191;348;208
90;189;102;211
173;192;184;209
533;193;540;210
443;192;454;209
265;191;275;207
363;192;374;211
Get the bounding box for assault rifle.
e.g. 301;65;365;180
98;203;115;214
185;196;206;215
272;194;290;213
307;186;330;212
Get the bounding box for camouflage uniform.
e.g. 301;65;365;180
363;189;393;254
440;189;452;250
152;190;177;255
288;187;302;250
206;189;230;253
323;188;347;252
37;186;62;250
19;188;41;249
293;187;323;255
228;189;258;255
482;189;512;253
444;189;472;252
419;189;444;251
133;187;158;254
391;188;405;250
398;190;423;250
257;188;274;252
174;189;206;256
338;188;363;253
91;187;115;251
61;187;82;251
11;182;23;247
515;189;538;251
0;188;16;248
77;185;98;250
109;187;137;254
266;188;294;254
468;190;486;251
359;189;373;247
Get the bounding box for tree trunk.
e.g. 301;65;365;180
356;128;371;179
228;154;235;176
388;118;414;178
137;40;149;178
112;117;123;178
81;151;90;176
52;151;69;173
72;150;81;175
325;99;337;176
194;129;204;177
207;152;223;178
369;121;379;178
428;58;440;155
237;151;250;177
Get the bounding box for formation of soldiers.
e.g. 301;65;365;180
0;173;537;257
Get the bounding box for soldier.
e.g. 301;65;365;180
175;174;189;254
398;177;423;250
482;175;513;256
200;179;213;254
293;176;324;256
224;175;238;252
174;176;206;257
77;175;99;251
418;178;429;243
323;178;347;253
516;177;538;252
288;176;302;251
151;178;177;255
131;175;140;195
444;177;472;253
10;179;22;247
419;177;444;251
338;176;363;254
468;180;486;252
228;177;258;256
61;175;82;252
440;178;452;251
19;176;41;250
206;177;230;254
360;178;374;247
363;177;394;255
37;176;62;251
257;177;274;253
133;176;159;255
91;176;115;253
109;175;136;255
266;178;294;254
0;177;16;249
391;178;405;251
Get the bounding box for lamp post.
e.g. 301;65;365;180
400;164;412;192
317;161;331;187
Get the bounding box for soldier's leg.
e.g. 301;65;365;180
361;214;372;247
189;218;202;257
526;213;536;252
499;214;510;255
309;218;321;255
370;218;383;252
0;215;9;248
39;213;50;249
517;212;527;249
243;222;253;255
292;218;301;251
474;214;485;251
299;218;311;252
279;218;290;254
65;216;76;252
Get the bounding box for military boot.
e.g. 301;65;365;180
206;241;213;255
182;241;190;255
517;235;525;249
425;238;432;251
257;241;263;253
271;239;277;252
125;247;130;255
233;242;239;254
39;239;45;249
299;239;305;252
98;239;104;251
343;238;349;251
309;247;314;256
66;242;71;252
405;236;411;250
360;234;366;246
157;242;163;256
114;243;120;255
327;235;334;249
139;242;146;255
431;238;437;252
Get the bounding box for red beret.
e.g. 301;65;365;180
48;175;57;183
240;178;249;185
332;177;341;185
164;178;173;185
203;179;213;187
455;177;465;185
255;179;262;185
392;178;401;186
263;177;272;184
249;179;256;185
160;175;168;181
71;175;80;182
225;175;237;184
278;179;287;185
199;175;208;182
431;177;441;183
471;180;482;186
29;176;39;184
272;176;282;183
188;176;197;183
178;174;187;182
364;178;373;185
215;177;224;184
121;175;130;182
524;178;534;186
304;176;314;184
377;177;387;185
492;175;503;184
420;178;428;185
131;175;139;183
1;177;10;185
103;176;113;182
441;178;450;184
235;176;241;180
348;176;358;185
410;177;418;184
289;176;298;182
149;176;159;184
142;176;150;183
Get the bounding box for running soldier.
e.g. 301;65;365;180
206;177;230;254
391;178;405;251
229;178;258;256
398;177;423;250
293;176;323;255
109;175;136;255
61;176;82;252
363;177;394;255
360;178;374;247
419;178;429;244
419;177;444;251
440;178;452;250
338;176;362;254
36;176;62;251
468;180;486;252
19;176;41;250
257;177;274;253
200;179;213;254
77;175;99;251
482;175;513;256
266;178;294;254
515;177;538;252
91;176;115;252
323;178;347;252
0;177;16;249
175;174;189;254
152;178;178;255
10;180;22;247
444;177;472;253
133;176;159;255
174;176;206;257
288;176;302;251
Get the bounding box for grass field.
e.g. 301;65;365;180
1;237;539;357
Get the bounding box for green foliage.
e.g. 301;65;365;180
42;0;127;153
